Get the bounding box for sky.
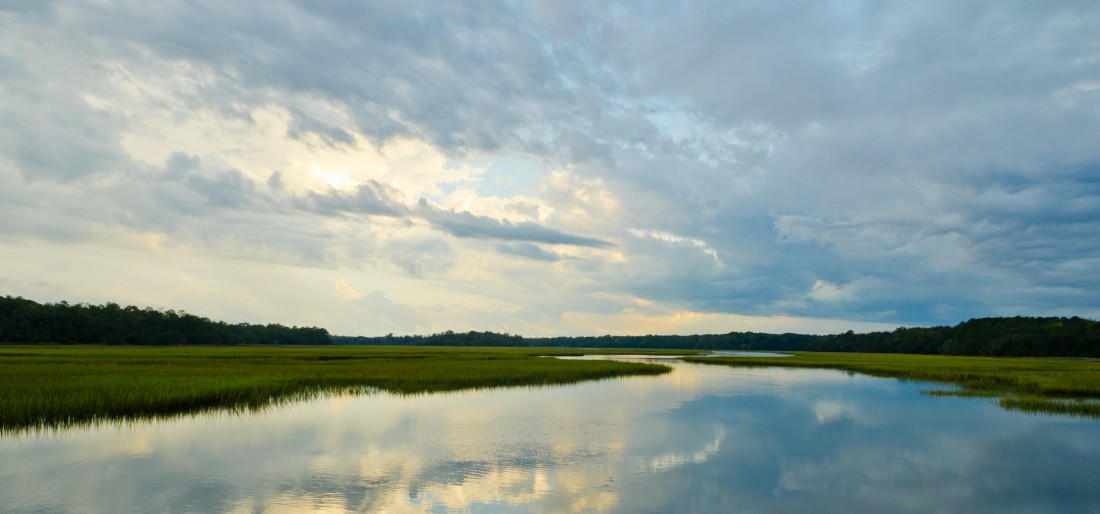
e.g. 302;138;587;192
1;1;1098;337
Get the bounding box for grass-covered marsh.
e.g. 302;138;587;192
684;352;1100;417
0;346;674;432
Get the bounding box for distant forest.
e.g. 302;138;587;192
335;317;1100;358
0;296;329;345
3;295;1098;357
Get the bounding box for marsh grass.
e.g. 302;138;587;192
685;352;1100;418
0;346;672;433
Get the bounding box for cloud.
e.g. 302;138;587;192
0;64;130;180
299;180;411;218
378;234;455;277
348;289;426;334
332;279;362;300
629;229;723;268
495;242;563;262
808;280;853;303
417;200;614;248
2;0;1099;333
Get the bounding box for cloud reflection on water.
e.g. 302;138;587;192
1;362;1098;513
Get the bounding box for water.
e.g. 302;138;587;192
701;351;792;357
2;358;1098;513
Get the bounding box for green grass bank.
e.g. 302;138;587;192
0;346;674;432
685;352;1100;417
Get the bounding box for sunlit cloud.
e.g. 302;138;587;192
332;279;362;300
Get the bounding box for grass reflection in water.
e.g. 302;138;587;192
0;346;672;433
686;352;1100;418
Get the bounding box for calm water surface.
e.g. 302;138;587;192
2;357;1098;513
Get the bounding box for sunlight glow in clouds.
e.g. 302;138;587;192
1;1;1098;335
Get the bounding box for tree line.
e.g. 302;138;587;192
334;330;524;347
332;331;826;349
0;296;330;345
5;294;1097;356
812;316;1100;357
336;316;1100;357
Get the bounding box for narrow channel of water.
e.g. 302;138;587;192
701;351;793;357
1;358;1097;513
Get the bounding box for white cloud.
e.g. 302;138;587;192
809;280;854;303
332;279;362;300
629;228;724;268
